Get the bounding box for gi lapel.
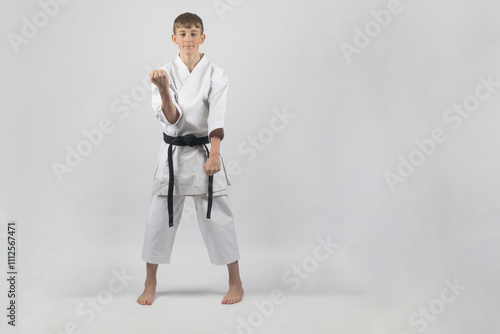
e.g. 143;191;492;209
174;54;210;104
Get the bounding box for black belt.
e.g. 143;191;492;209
163;133;213;227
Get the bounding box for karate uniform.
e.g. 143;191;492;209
141;53;240;265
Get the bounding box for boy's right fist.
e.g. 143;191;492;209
150;69;169;92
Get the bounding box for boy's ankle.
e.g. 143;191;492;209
145;278;157;284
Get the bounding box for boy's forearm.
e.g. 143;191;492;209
159;88;180;124
209;132;222;154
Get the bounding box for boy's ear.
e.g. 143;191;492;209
172;34;178;44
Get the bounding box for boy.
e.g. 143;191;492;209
137;12;243;305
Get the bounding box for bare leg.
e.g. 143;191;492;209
137;262;158;305
221;260;244;304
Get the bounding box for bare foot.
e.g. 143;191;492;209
222;284;244;304
137;280;157;305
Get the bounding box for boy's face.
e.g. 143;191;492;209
172;25;205;56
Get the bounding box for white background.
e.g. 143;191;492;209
1;0;500;333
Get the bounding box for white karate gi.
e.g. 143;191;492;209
141;53;240;265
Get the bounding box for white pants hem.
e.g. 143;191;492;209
141;253;171;264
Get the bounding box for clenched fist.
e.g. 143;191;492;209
204;153;221;176
150;69;169;92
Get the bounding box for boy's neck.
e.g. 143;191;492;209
179;52;204;73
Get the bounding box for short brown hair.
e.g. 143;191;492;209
173;12;204;35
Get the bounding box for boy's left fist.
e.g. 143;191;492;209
204;154;221;176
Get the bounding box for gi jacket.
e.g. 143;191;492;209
151;54;231;196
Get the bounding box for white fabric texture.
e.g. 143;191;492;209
141;194;240;265
151;53;231;196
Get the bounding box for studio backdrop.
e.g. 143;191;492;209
1;0;499;333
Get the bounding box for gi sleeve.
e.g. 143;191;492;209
207;66;229;138
151;80;183;126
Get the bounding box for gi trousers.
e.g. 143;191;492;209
141;194;240;265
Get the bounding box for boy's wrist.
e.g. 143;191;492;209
159;87;170;96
